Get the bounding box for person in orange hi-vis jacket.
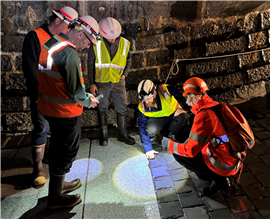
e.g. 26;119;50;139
161;77;243;196
22;6;79;188
38;15;100;209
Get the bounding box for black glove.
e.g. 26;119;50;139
161;137;170;151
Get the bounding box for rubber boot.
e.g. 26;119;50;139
47;173;82;209
42;136;50;164
196;173;212;182
117;113;135;145
203;178;230;196
32;145;46;186
62;179;82;193
98;112;108;146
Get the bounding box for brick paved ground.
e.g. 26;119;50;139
150;93;270;219
1;93;270;218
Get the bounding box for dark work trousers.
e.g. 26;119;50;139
173;152;229;190
96;79;127;114
146;113;188;137
45;115;81;176
30;99;50;146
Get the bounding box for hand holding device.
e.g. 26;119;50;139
95;94;104;100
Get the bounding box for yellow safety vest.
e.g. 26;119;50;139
138;84;181;118
94;36;130;83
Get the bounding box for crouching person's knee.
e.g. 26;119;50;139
146;125;160;137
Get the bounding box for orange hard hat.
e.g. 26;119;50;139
183;77;209;97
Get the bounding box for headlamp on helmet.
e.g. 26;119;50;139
73;17;99;44
52;6;78;25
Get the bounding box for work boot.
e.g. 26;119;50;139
62;179;82;193
195;173;212;182
150;135;162;145
32;145;46;186
98;112;108;146
203;178;230;197
117;113;135;145
42;136;50;164
47;173;82;209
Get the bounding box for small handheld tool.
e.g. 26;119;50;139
95;94;104;100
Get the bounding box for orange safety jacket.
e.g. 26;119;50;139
34;27;51;48
168;94;243;176
38;34;84;118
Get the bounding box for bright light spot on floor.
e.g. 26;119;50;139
158;153;189;197
65;158;103;182
113;154;156;200
87;158;103;181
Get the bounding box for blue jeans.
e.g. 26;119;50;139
30;100;50;146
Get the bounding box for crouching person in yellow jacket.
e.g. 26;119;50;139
138;79;190;159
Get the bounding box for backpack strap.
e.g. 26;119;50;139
199;104;233;151
198;104;224;149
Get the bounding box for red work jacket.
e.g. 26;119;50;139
168;94;242;176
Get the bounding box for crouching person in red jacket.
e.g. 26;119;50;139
162;77;242;196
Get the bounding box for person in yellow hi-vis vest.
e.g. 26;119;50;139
87;17;135;146
137;79;190;159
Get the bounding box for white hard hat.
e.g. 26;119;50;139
99;17;121;39
52;6;78;25
138;80;156;100
74;15;99;45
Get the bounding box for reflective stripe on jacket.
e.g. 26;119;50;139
138;84;181;118
38;34;84;118
94;36;130;83
167;94;242;176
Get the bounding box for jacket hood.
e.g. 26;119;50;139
191;94;219;114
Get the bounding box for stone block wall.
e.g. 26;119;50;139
1;1;270;134
129;2;270;105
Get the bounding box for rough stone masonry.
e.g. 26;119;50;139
1;1;270;135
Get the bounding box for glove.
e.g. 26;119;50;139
161;137;170;151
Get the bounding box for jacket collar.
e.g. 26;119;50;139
191;94;219;114
103;36;120;46
59;32;71;41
